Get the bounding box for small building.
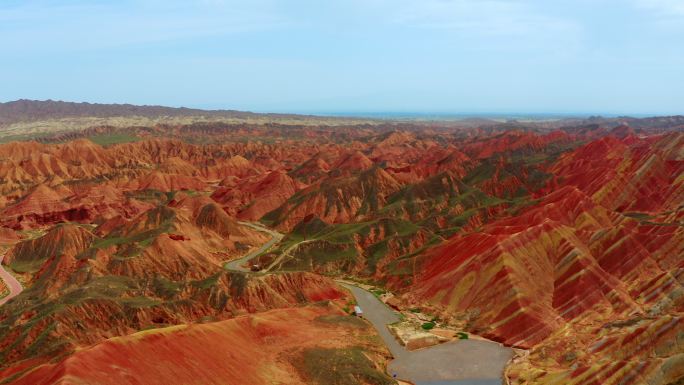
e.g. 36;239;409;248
353;305;363;317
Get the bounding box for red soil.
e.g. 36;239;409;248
0;123;680;385
3;305;389;385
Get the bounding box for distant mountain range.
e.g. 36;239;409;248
2;99;683;128
0;99;309;126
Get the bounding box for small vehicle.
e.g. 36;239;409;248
354;305;363;317
250;264;262;272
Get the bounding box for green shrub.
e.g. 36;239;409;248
421;321;436;330
295;347;395;385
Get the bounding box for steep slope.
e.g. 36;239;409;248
264;167;403;230
547;132;683;213
394;134;683;385
261;216;437;280
1;305;394;385
211;170;300;220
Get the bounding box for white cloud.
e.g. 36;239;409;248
0;0;289;52
634;0;684;15
0;0;583;57
390;0;574;35
353;0;583;56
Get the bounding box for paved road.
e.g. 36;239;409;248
340;282;513;385
0;253;22;306
224;222;283;272
340;283;405;357
225;226;513;384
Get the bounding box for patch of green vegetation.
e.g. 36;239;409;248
277;216;432;278
364;240;389;273
277;238;358;273
0;275;141;363
139;323;168;332
7;259;46;274
15;229;47;240
181;189;202;197
125;189;169;204
623;212;655;221
342;300;356;314
153;276;183;298
421;321;436;330
87;133;141;146
191;273;221;290
91;236;128;249
463;162;498;185
87;206;175;261
0;134;38;143
295;347;396;385
58;275;138;305
119;296;161;308
229;272;248;296
23;322;57;357
113;244;144;260
506;196;541;216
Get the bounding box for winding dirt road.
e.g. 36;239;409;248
0;253;22;306
225;223;513;385
224;222;283;272
265;239;314;271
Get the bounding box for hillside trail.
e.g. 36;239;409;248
223;221;284;272
0;253;23;306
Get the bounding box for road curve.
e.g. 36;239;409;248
224;224;513;385
0;253;22;306
224;222;284;272
339;282;513;385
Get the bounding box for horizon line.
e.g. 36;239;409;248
2;99;681;120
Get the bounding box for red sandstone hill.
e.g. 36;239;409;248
125;171;208;192
331;150;374;173
264;166;403;231
547;132;683;213
289;151;334;183
0;122;681;385
392;134;683;385
211;170;300;220
0;182;153;230
0;227;18;244
462;130;572;160
1;305;393;385
0;201;343;370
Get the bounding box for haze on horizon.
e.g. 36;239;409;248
1;0;683;116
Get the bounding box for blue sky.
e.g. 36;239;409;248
1;0;683;115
